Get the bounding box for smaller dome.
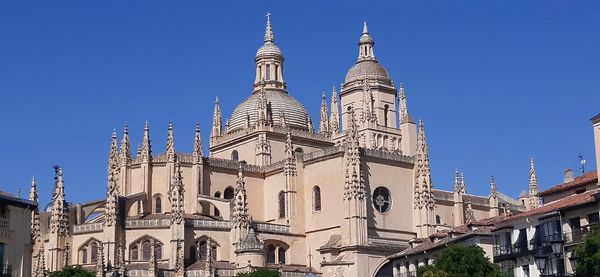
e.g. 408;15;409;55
518;191;529;198
256;42;282;59
344;60;390;83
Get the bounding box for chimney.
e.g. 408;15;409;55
564;168;574;183
592;114;600;175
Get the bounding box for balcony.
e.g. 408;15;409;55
0;264;12;277
0;218;8;230
564;225;596;245
493;242;531;262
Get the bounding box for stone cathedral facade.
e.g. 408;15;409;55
29;16;529;277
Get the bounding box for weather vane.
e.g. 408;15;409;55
578;155;586;173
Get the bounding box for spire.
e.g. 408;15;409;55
30;176;41;244
453;170;461;193
95;242;105;277
148;239;157;274
232;164;251;238
192;123;203;164
490;176;497;199
284;130;297;176
465;202;475;223
169;159;185;224
330;86;340;134
108;129;119;174
343;109;364;201
307;115;314;133
264;12;274;43
460;172;467;194
399;84;414;124
254;13;286;92
319;92;330;136
211;97;223;138
166;121;176;162
528;157;540;210
360;80;377;125
140;121;152;162
105;154;119;227
49;165;68;236
119;124;131;166
36;243;46;277
29;176;38;203
414;119;434;209
357;21;376;61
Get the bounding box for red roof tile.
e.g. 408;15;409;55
539;171;597;197
497;189;599;224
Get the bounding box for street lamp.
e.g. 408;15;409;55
550;236;564;257
534;250;548;276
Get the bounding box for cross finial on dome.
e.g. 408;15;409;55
264;12;274;43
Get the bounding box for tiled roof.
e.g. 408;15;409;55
539;171;597;196
388;216;504;258
497;188;600;225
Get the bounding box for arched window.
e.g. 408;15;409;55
278;247;286;264
199;240;207;260
313;186;321;211
155;244;163;259
278;191;285;218
266;64;271;81
231;150;239;161
214;192;221;217
436;215;441;224
154;196;162;214
189;245;197;262
275;65;279;81
384;104;389;127
142;240;152;260
294;147;304;154
91;242;98;263
81;247;88;264
266;245;276;263
130;245;139;260
78;238;101;264
129;237;164;261
224;187;234;200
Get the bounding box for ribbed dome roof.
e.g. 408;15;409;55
228;90;309;132
256;42;282;58
344;60;390;83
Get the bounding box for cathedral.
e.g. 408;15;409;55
29;15;528;277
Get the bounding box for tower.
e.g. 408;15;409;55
253;13;286;93
339;22;403;151
528;158;540;210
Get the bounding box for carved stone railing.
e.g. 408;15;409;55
262;160;285;173
362;148;413;164
255;222;290;234
211;124;332;147
205;158;262;173
302;145;344;163
125;218;170;229
187;270;214;277
189;220;232;230
126;269;152;277
0;218;8;230
464;194;490;206
73;222;104;234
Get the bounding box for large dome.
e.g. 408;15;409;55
228;90;310;132
344;60;390;83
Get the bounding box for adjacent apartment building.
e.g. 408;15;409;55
0;191;37;277
492;114;600;277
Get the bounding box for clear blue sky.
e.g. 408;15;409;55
1;1;599;207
